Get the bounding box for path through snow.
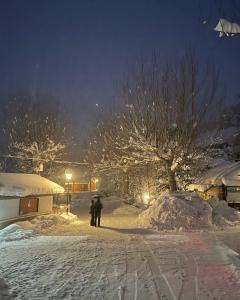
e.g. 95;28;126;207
1;196;240;299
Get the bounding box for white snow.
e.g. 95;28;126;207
0;212;83;244
18;212;83;233
0;224;35;242
1;194;240;299
214;18;240;37
188;161;240;189
138;192;240;231
0;173;64;197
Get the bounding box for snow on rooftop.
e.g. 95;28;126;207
0;173;64;197
214;18;240;37
197;161;240;186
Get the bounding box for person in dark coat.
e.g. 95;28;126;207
89;200;96;226
219;183;227;201
94;196;103;227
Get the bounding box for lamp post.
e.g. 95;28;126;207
65;169;72;214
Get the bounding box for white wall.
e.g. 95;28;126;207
38;196;53;213
0;198;19;221
0;195;53;222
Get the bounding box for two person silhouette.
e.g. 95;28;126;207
90;195;103;227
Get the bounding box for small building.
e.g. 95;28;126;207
0;173;64;223
65;179;97;193
187;161;240;208
63;167;98;193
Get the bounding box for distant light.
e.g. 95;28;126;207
95;103;99;107
65;169;73;181
143;193;150;202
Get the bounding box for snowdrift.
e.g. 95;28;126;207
29;212;82;230
138;192;240;231
0;224;35;242
0;213;82;242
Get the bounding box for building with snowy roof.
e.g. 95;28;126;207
59;167;98;192
0;173;64;224
187;161;240;208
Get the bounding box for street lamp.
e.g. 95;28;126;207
65;169;72;214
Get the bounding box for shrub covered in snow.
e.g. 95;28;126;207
138;192;240;231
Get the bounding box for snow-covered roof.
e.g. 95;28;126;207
214;18;240;37
196;161;240;187
0;173;64;197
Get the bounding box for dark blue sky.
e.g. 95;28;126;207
0;0;239;135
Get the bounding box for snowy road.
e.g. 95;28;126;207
1;202;240;299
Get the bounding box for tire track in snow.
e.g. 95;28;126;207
178;254;198;300
142;237;177;300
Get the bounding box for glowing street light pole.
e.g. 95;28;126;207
65;170;72;215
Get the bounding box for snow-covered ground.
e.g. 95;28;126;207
1;193;240;299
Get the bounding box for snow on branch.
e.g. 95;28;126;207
214;18;240;37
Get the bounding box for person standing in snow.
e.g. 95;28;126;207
94;196;103;227
89;199;96;226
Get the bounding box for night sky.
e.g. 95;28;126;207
0;0;240;136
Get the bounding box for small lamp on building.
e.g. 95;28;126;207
65;169;73;214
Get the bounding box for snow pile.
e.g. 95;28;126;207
138;192;240;231
0;224;35;242
30;212;81;229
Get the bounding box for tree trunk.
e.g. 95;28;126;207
167;168;177;192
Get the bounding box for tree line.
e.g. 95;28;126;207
86;50;239;197
0;50;239;198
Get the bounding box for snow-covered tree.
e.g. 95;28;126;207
11;139;65;174
89;51;223;192
1;94;69;174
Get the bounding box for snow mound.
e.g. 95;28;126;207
30;212;81;229
138;192;240;231
0;224;35;242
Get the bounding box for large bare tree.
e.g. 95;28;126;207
90;51;222;191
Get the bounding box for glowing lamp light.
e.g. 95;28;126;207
143;193;150;202
65;173;72;181
94;178;99;183
65;169;73;215
65;170;73;181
